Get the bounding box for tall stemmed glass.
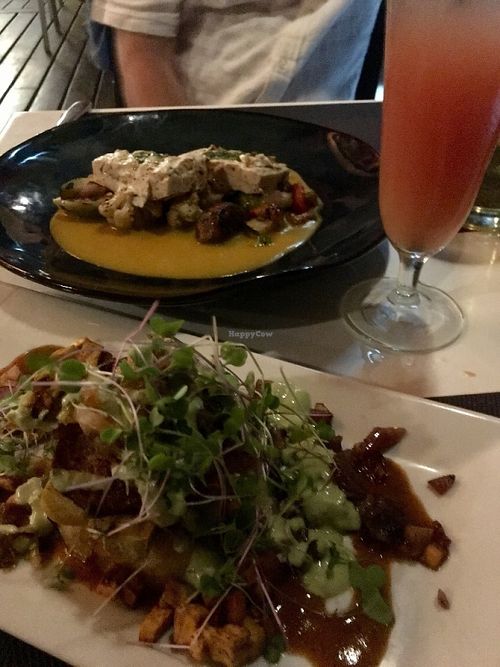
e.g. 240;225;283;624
342;0;500;352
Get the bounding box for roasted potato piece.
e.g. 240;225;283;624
40;483;86;526
139;606;173;643
203;617;266;667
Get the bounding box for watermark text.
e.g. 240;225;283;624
227;329;273;341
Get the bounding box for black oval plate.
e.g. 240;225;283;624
0;109;383;303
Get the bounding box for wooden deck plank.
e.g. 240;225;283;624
10;0;80;83
0;0;119;115
29;4;87;109
2;0;19;8
62;42;100;108
0;11;32;60
0;0;79;117
0;85;33;117
18;0;40;11
0;11;44;100
0;13;69;90
0;12;14;32
3;0;35;10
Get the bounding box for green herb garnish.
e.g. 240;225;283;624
349;561;394;626
256;234;273;247
132;150;168;163
264;634;287;664
205;148;242;161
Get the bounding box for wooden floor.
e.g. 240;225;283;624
0;0;119;122
0;0;385;125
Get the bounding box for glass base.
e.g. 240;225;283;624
463;206;500;233
341;278;464;352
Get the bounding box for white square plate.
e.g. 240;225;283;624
1;345;499;667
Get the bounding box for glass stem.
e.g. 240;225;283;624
388;249;427;306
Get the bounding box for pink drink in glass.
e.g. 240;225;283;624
342;0;500;351
380;0;500;255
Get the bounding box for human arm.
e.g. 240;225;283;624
112;29;189;107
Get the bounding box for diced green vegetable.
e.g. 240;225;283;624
302;484;360;532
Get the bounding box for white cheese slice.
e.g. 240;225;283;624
92;149;209;207
208;151;289;194
91;147;290;206
143;149;208;202
92;149;140;194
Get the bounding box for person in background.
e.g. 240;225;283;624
89;0;382;108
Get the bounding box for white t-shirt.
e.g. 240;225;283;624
90;0;382;105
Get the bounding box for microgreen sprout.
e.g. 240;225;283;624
254;563;286;640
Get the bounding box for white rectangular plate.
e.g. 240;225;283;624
1;347;499;667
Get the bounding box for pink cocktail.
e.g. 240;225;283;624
381;0;499;254
343;0;500;352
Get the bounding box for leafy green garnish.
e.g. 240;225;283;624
261;383;280;410
0;453;21;474
171;346;194;370
223;406;245;437
149;315;184;337
132;150;168;163
48;564;76;591
148;452;171;472
222;526;245;554
100;427;123;444
12;535;32;554
256;234;273;247
315;421;334;441
264;634;287;664
205;148;242;161
198;561;237;598
198;574;222;599
349;561;394;626
220;342;247;367
25;350;53;373
119;359;139;381
58;359;86;383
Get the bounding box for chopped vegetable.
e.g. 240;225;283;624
290;182;317;214
428;474;456;495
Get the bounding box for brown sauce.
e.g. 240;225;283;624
352;457;435;563
275;575;390;667
360;458;432;527
272;457;436;667
33;452;439;667
18;416;441;667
